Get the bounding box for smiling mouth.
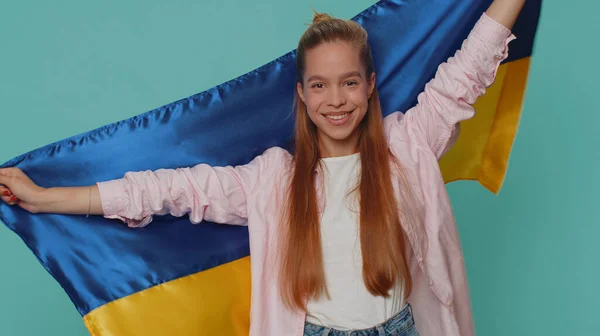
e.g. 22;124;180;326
323;110;353;120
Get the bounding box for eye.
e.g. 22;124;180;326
311;83;325;89
345;80;358;87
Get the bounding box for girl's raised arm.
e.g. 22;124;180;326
384;0;525;159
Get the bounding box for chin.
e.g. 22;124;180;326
321;127;359;141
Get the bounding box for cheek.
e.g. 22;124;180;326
304;93;324;114
349;90;370;110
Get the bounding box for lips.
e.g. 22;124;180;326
322;110;353;118
325;112;351;120
321;110;354;126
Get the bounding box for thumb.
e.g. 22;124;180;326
17;201;39;214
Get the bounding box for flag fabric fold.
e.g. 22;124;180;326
0;0;540;335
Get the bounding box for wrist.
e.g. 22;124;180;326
36;187;63;213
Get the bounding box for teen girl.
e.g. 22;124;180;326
0;0;525;334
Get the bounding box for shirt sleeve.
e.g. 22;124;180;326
384;13;516;159
96;149;272;228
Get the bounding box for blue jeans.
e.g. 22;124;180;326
303;303;419;336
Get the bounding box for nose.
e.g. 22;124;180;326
327;87;346;108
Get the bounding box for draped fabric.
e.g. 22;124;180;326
0;0;541;335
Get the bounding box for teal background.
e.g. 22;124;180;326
0;1;597;335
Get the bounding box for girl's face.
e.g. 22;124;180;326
297;41;375;155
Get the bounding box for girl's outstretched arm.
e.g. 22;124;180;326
96;158;266;228
0;148;275;228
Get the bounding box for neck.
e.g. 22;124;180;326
317;130;360;158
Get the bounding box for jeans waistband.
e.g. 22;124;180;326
303;303;416;336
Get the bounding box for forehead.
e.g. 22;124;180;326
304;41;364;78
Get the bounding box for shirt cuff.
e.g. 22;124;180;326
475;12;517;44
96;179;128;218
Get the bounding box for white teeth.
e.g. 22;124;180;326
325;112;350;120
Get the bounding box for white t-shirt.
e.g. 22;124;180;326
305;153;406;330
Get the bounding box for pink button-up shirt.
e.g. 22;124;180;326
98;13;514;336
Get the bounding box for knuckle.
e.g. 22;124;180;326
8;167;21;174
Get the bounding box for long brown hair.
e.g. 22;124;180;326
279;12;413;311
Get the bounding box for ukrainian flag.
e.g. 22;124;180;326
0;0;541;335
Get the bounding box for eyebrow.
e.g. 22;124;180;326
306;71;363;83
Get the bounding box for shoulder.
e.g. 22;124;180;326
382;111;442;164
248;146;293;174
382;111;406;132
245;146;292;201
262;146;292;160
257;146;292;166
382;111;420;150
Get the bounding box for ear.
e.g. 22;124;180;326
296;82;306;103
368;72;376;98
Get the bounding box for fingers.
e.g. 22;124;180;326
0;168;23;206
0;185;19;205
1;195;19;205
0;185;10;195
0;167;20;193
1;194;20;205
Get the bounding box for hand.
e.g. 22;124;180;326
0;167;46;213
